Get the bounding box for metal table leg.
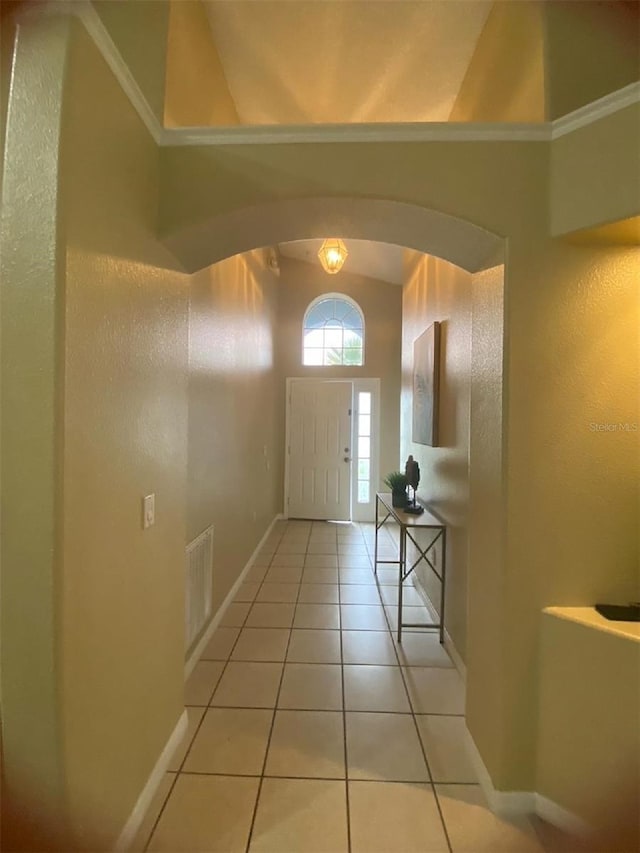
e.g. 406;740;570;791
397;527;405;644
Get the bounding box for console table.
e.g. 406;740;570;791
374;492;447;643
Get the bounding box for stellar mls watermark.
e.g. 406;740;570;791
589;422;638;432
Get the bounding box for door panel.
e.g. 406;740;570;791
288;381;352;520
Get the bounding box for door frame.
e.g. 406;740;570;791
284;377;381;522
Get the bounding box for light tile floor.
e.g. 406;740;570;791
139;520;573;853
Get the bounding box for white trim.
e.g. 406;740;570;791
159;123;551;146
114;709;187;852
20;0;164;143
535;794;592;839
350;378;381;524
464;726;594;838
443;628;466;683
550;81;640;139
183;514;283;679
464;726;536;815
18;4;640;148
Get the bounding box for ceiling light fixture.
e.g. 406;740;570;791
318;238;348;275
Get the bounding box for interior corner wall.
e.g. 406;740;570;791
448;0;545;122
466;263;506;784
400;255;472;661
187;250;282;614
276;257;402;485
164;0;239;128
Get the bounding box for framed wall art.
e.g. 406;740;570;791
412;321;441;446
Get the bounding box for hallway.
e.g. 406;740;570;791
137;520;547;853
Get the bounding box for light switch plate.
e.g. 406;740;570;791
143;494;155;529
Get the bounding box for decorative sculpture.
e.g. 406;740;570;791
404;455;424;514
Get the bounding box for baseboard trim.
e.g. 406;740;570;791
408;576;467;683
464;725;593;838
114;709;187;852
184;514;284;679
464;725;535;814
535;794;592;838
443;629;466;684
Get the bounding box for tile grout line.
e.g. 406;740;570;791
243;522;311;853
338;532;352;853
173;769;476;785
147;523;461;852
142;521;290;852
381;580;455;853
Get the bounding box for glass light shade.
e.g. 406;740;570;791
318;238;348;274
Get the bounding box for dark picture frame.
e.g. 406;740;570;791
412;321;441;446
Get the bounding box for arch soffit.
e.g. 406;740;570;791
161;197;505;275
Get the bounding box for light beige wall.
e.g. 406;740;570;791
449;1;545;122
92;0;169;122
164;0;239;128
159;140;549;242
277;257;402;482
466;264;505;783
400;255;472;658
551;103;640;236
188;250;281;612
58;21;189;850
157;113;639;792
537;611;640;845
545;0;640;120
1;15;71;849
500;236;640;785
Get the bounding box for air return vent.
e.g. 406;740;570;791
185;525;213;650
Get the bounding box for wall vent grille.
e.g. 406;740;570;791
185;525;213;650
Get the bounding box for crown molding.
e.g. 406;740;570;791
550;81;640;140
18;1;164;143
17;2;640;148
76;2;163;143
158;122;551;146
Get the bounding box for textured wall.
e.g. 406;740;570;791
537;611;640;844
466;264;505;783
59;22;189;849
187;250;281;611
400;255;472;660
277;257;402;485
1;15;72;849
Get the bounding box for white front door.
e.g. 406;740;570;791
287;380;352;520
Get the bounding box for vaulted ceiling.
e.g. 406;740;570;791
202;0;492;124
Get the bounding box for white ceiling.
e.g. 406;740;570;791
204;1;492;124
278;238;412;285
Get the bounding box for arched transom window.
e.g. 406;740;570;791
302;294;365;366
